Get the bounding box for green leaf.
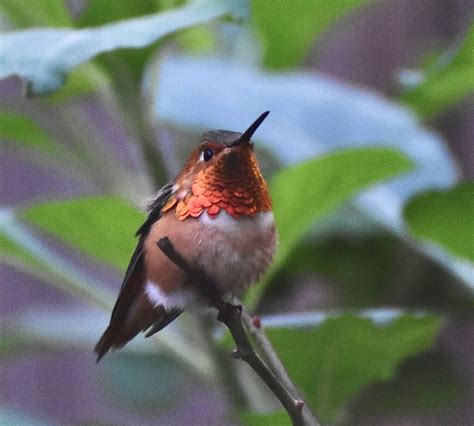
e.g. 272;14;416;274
22;197;145;271
0;111;56;152
241;411;290;426
0;0;71;28
266;313;442;422
77;0;158;27
0;0;245;95
401;25;474;117
404;183;474;263
357;359;461;414
47;62;110;101
283;236;397;306
270;147;412;276
252;0;368;69
178;25;217;53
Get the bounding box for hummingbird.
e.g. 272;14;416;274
94;111;277;361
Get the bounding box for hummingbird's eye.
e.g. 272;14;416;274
201;148;214;162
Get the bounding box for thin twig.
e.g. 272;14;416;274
157;237;315;426
241;309;319;426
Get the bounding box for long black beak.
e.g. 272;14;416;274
229;111;270;147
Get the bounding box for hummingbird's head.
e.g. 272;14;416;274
182;111;270;177
169;112;272;220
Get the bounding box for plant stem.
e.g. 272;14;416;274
241;309;320;426
157;237;318;426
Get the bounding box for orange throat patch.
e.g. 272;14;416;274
162;153;272;220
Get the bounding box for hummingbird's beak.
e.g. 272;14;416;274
229;111;270;147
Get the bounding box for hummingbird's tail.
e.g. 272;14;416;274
95;296;183;362
94;291;156;362
94;243;182;362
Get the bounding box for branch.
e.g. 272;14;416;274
241;310;319;426
157;237;318;426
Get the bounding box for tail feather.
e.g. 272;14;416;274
94;292;156;362
145;309;182;338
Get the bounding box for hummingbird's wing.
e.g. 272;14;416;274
94;182;182;362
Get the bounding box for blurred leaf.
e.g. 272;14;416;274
77;0;158;27
75;0;160;83
47;62;110;101
22;197;145;271
241;410;289;426
266;313;442;422
252;0;368;69
354;356;462;414
401;25;474;117
178;25;217;53
153;54;474;289
0;111;56;152
283;235;396;306
404;183;474;263
270;147;412;277
0;0;71;28
0;0;245;95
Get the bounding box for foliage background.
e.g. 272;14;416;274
0;0;473;424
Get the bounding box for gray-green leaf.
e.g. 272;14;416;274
0;0;245;95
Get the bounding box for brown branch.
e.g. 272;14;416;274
157;237;312;426
241;310;319;426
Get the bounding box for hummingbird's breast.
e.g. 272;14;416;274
194;210;277;295
143;209;277;310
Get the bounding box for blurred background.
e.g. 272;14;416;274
1;0;473;425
